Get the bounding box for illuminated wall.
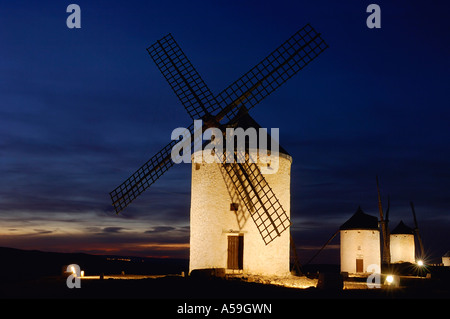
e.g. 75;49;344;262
189;150;292;276
340;229;381;274
390;234;415;263
443;255;450;267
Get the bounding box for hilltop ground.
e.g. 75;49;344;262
0;247;449;301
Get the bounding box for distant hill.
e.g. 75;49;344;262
0;247;188;282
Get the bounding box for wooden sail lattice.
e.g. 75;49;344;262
110;24;328;244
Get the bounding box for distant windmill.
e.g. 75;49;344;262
305;177;392;271
339;206;381;274
390;220;415;263
304;205;383;275
110;24;328;275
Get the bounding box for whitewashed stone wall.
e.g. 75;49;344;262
340;229;381;274
390;234;415;263
189;151;292;276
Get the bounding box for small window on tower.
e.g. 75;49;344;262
195;163;201;170
230;203;239;211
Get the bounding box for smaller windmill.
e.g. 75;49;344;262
304;177;391;271
304;206;381;275
390;220;415;263
377;178;427;265
339;206;381;274
442;251;450;266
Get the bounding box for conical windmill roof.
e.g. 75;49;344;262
443;251;450;258
224;110;290;157
391;220;414;235
339;206;379;231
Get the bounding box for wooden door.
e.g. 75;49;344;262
227;235;243;269
356;258;364;273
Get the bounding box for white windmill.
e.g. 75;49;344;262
110;24;328;276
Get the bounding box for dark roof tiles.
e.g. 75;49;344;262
390;220;414;235
340;206;379;231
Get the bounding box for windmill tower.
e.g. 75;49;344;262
190;114;292;276
443;251;450;266
390;220;415;263
340;207;381;274
109;25;328;276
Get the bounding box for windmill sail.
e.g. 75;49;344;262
213;23;328;125
110;123;195;214
211;111;291;244
221;152;291;245
147;28;324;243
147;33;217;120
110;24;328;247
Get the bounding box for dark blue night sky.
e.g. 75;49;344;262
0;0;449;264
